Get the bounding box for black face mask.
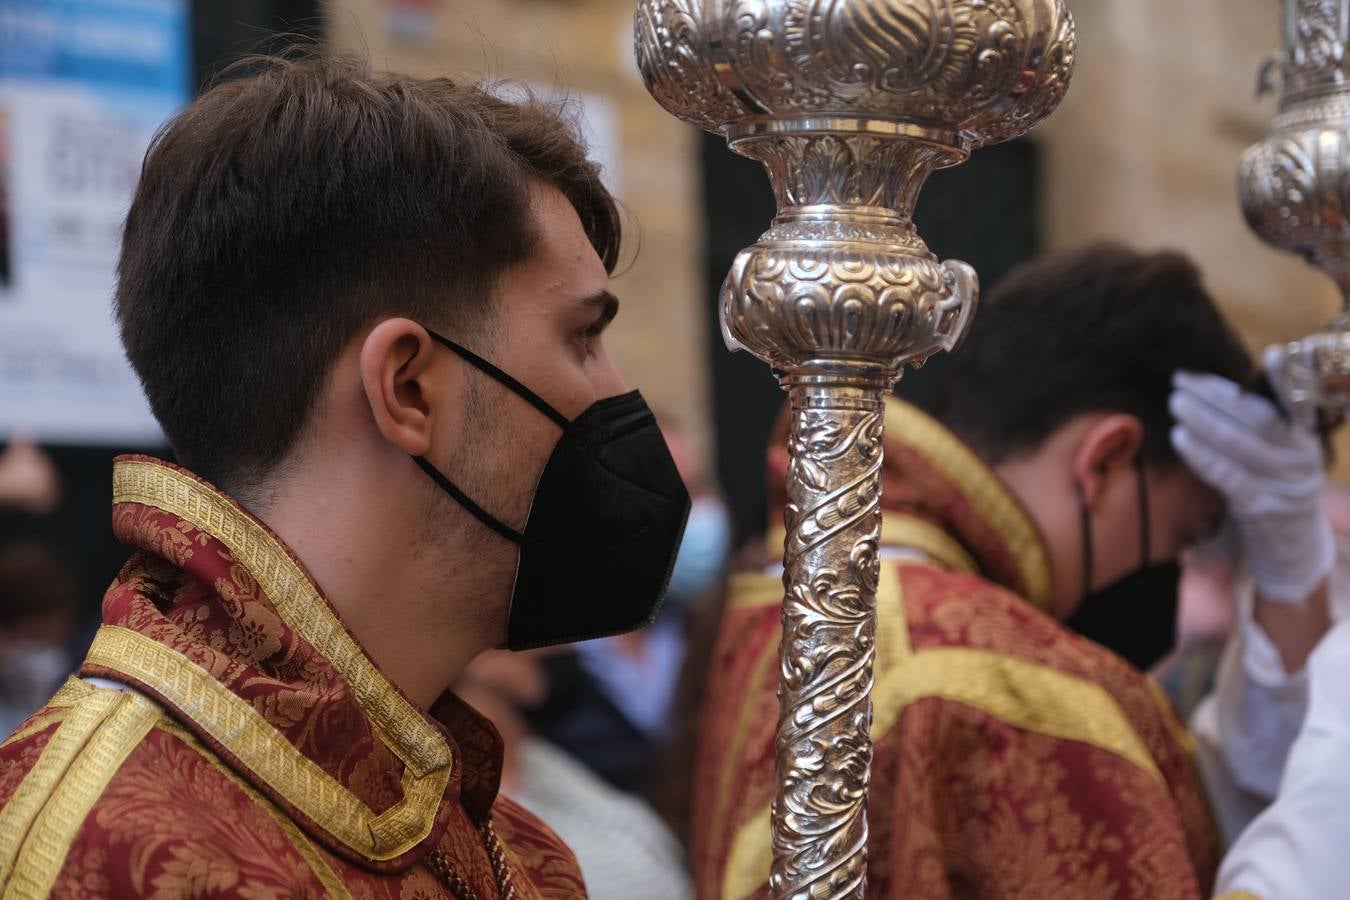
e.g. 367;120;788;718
1064;456;1181;672
413;329;691;651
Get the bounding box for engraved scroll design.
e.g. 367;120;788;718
773;397;883;900
722;242;978;371
722;0;1016;113
1285;0;1349;92
710;0;1070;141
634;0;749;131
971;9;1076;149
739;135;961;211
1239;122;1350;287
636;0;1075;155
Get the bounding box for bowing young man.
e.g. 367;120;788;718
0;55;688;898
695;244;1331;900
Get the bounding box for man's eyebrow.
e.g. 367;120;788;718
583;290;620;325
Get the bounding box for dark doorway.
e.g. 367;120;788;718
700;133;1042;545
193;0;324;90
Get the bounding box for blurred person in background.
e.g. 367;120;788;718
1214;610;1350;900
1189;431;1350;898
0;438;60;516
0;53;691;898
528;416;730;795
457;650;693;900
694;244;1332;900
0;541;78;735
1186;467;1350;851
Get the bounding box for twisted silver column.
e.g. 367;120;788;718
634;3;1075;895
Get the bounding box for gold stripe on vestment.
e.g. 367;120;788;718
0;711;68;753
46;677;95;709
3;691;158;899
726;571;784;609
154;719;354;900
882;397;1054;611
722;645;1164;900
0;688;121;885
111;459;452;859
0;677;102;751
85;625;452;862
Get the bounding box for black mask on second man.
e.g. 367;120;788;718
413;328;691;651
1064;455;1181;672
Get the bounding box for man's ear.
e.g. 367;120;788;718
1072;413;1144;509
359;319;458;457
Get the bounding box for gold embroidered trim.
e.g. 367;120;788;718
0;712;67;753
0;689;121;885
883;397;1054;611
726;572;784;609
0;677;128;753
46;677;94;710
111;459;452;858
1147;678;1198;759
874;561;912;668
723;806;772;900
0;678;96;752
871;648;1163;784
86;625;452;861
155;719;353;900
3;691;159;900
878;514;979;575
722;646;1163;900
1213;893;1264;900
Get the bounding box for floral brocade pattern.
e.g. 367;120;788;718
693;402;1217;899
0;724;584;899
103;501;410;819
0;456;586;898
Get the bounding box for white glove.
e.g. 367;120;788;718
1170;367;1333;603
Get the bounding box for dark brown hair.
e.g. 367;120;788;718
116;53;620;492
936;242;1253;465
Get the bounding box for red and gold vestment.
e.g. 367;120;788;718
692;399;1219;900
0;457;586;898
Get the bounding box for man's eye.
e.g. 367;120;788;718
577;325;602;354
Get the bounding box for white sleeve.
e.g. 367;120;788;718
1191;579;1308;803
1216;620;1350;899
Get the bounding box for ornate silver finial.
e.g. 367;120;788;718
1241;0;1350;417
635;3;1075;897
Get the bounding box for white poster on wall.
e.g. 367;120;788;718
0;0;188;445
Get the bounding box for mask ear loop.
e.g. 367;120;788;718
423;328;575;435
413;456;526;546
1076;481;1093;599
1134;454;1151;570
412;326;567;547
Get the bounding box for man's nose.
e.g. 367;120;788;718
593;354;628;400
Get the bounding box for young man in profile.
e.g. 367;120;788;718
696;245;1331;900
0;55;688;898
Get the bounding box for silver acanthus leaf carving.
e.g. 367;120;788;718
774;396;881;898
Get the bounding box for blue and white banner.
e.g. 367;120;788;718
0;0;187;444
